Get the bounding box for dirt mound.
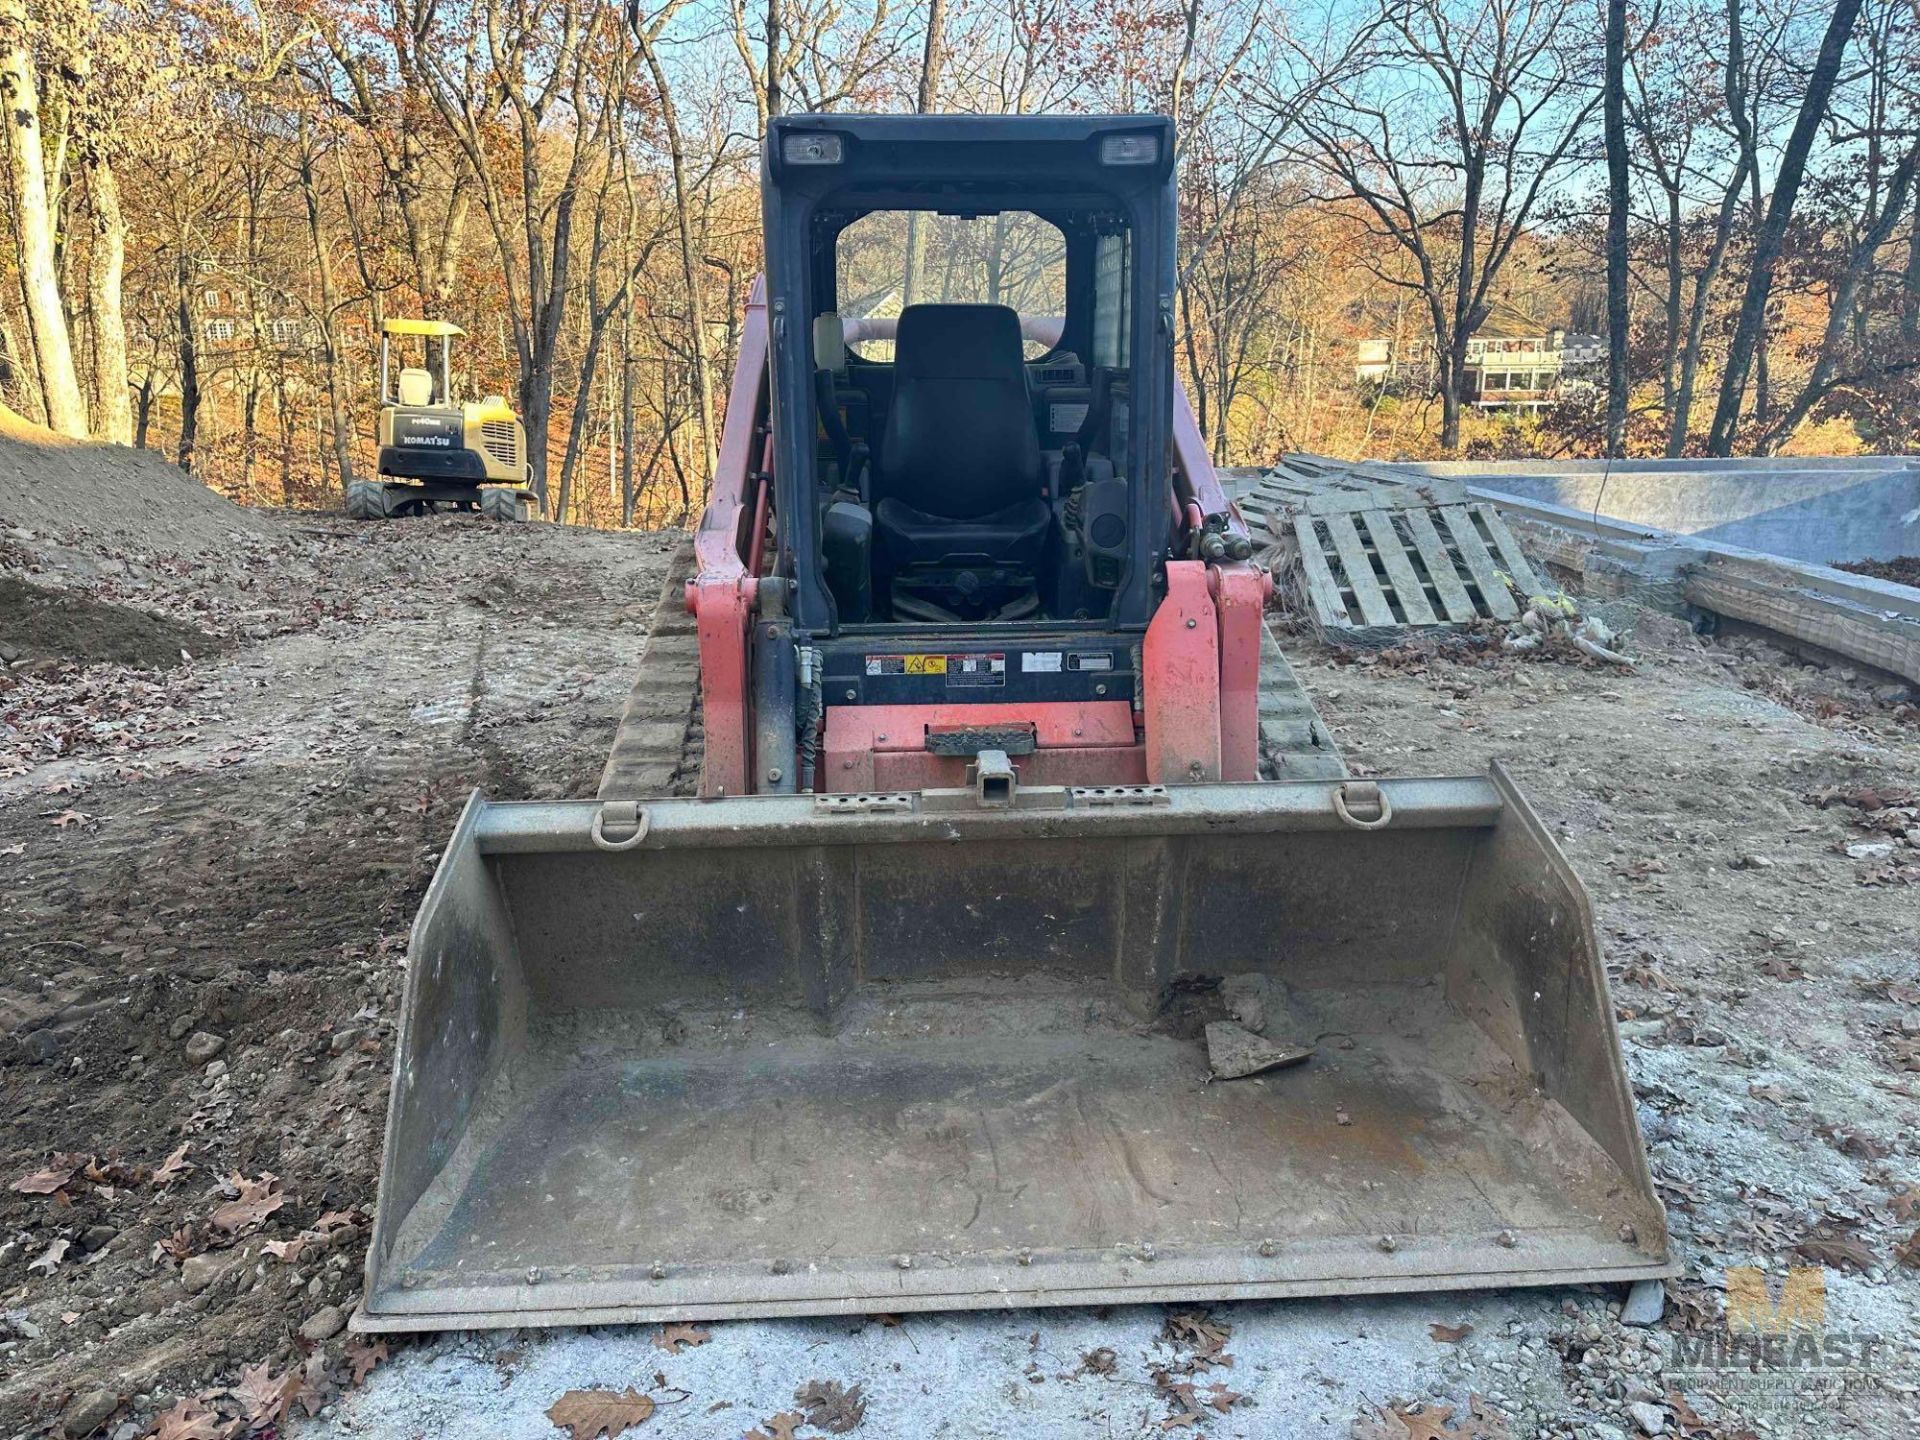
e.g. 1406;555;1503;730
1838;554;1920;589
0;405;275;558
0;576;223;669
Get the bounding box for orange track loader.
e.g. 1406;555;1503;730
358;114;1667;1332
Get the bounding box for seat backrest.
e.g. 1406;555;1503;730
877;304;1042;520
397;367;435;407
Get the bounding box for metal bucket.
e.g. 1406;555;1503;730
358;767;1668;1331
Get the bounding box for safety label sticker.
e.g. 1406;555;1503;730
864;653;1007;686
1021;652;1063;673
1067;652;1114;671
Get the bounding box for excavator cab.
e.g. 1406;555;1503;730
359;116;1668;1334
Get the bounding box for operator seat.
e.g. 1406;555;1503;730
872;304;1050;608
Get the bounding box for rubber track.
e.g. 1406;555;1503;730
597;540;702;800
599;546;1345;798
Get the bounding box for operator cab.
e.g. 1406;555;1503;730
765;115;1176;634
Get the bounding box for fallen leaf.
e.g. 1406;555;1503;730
28;1237;70;1273
1888;1184;1920;1223
147;1397;224;1440
1894;1228;1920;1269
1205;1382;1246;1412
296;1352;332;1417
50;809;92;828
1160;1411;1205;1432
1429;1322;1473;1343
152;1142;193;1188
263;1238;306;1264
651;1321;711;1353
209;1172;283;1233
795;1379;867;1434
233;1361;300;1427
11;1160;78;1195
1164;1310;1233;1367
0;843;23;856
546;1387;655;1439
1078;1346;1118;1376
1355;1398;1511;1440
1795;1233;1879;1272
745;1413;804;1440
345;1336;390;1387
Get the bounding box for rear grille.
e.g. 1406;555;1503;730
481;421;520;469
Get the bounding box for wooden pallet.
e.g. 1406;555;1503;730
1291;500;1545;644
1230;453;1470;542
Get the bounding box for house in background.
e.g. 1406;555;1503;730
1354;299;1604;408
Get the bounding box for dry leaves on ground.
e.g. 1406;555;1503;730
1077;1346;1118;1377
152;1142;193;1187
1794;1232;1879;1272
27;1238;70;1273
208;1171;284;1233
1429;1322;1473;1343
744;1412;804;1440
11;1153;88;1195
345;1337;390;1386
1353;1397;1512;1440
545;1387;656;1439
1163;1310;1233;1369
144;1397;229;1440
231;1361;301;1428
651;1321;711;1353
794;1379;867;1433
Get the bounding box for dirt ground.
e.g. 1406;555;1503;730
4;456;1920;1438
1838;555;1920;589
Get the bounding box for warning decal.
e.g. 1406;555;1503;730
865;654;946;676
864;653;1004;685
944;653;1006;688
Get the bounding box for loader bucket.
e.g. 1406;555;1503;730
359;768;1668;1331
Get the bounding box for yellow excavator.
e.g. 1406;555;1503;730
348;318;536;521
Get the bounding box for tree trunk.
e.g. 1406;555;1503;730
1706;0;1862;455
636;32;718;485
900;0;946;308
1439;340;1465;451
174;259;200;471
132;371;152;448
1660;187;1682;414
1601;0;1630;457
0;0;87;436
1763;141;1919;449
81;152;132;443
297;124;356;495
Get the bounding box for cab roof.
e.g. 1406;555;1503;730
382;318;464;338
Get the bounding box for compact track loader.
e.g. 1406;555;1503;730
348;319;536;521
360;115;1667;1331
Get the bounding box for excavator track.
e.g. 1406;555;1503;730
601;541;1345;799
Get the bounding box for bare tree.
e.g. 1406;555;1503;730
1601;0;1632;454
1705;0;1864;453
0;0;87;433
1288;0;1603;450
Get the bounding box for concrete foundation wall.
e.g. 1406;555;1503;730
1393;458;1920;565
